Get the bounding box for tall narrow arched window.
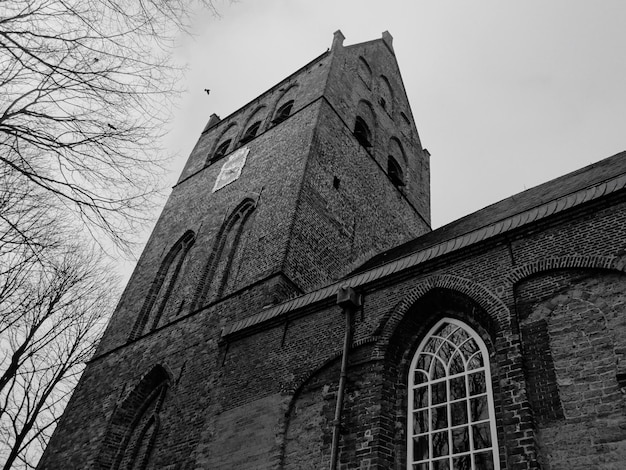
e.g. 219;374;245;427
388;156;405;187
192;199;256;309
211;139;231;162
95;365;170;470
354;117;372;148
272;100;294;125
130;231;195;341
354;100;376;149
408;319;500;470
239;121;261;145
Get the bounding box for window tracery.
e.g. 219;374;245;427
408;319;500;470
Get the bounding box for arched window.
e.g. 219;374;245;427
211;139;231;162
388;156;405;187
130;231;195;341
95;365;170;470
192;199;256;309
272;100;294;125
354;117;372;148
408;319;500;470
354;100;376;149
239;121;261;145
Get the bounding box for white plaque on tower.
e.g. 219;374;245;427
212;147;249;192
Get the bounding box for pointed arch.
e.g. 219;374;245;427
207;122;238;166
408;318;501;469
269;83;299;128
95;365;171;470
373;275;509;360
237;106;267;145
272;100;294;125
130;231;195;341
192;199;256;309
354;100;376;149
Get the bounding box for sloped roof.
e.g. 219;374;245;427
354;151;626;273
222;151;626;338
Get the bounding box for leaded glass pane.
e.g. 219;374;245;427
451;426;469;454
424;337;442;354
438;340;455;362
415;370;429;385
416;354;433;373
449;376;466;400
474;451;495;470
470;396;488;422
433;458;450;470
432;358;447;380
415;386;428;409
449;351;465;376
467;352;484;370
450;400;468;426
432;405;448;430
432;381;447;405
468;371;486;396
432;431;449;457
414;409;429;434
414;436;429;461
472;423;492;449
449;327;469;348
460;338;479;359
453;455;471;470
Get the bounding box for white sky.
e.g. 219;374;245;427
162;0;626;231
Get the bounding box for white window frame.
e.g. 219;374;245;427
407;318;500;470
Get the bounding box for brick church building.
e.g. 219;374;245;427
39;31;626;469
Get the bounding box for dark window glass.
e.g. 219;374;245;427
388;156;405;186
212;139;231;162
240;121;261;144
353;116;372;148
272;100;294;125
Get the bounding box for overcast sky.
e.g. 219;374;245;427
163;0;626;230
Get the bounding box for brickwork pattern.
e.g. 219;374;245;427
517;271;626;469
39;31;626;470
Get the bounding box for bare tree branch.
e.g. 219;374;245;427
0;1;219;467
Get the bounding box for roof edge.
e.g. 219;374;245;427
222;170;626;339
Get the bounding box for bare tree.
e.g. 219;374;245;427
1;1;218;467
0;240;115;469
0;0;216;253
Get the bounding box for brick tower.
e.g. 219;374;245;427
38;31;431;468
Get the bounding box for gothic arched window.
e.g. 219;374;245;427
408;319;500;470
95;365;170;470
192;199;256;309
388;156;405;187
354;117;372;148
239;121;261;145
211;139;231;162
130;231;195;341
272;100;294;125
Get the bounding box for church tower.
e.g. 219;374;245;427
38;31;430;469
